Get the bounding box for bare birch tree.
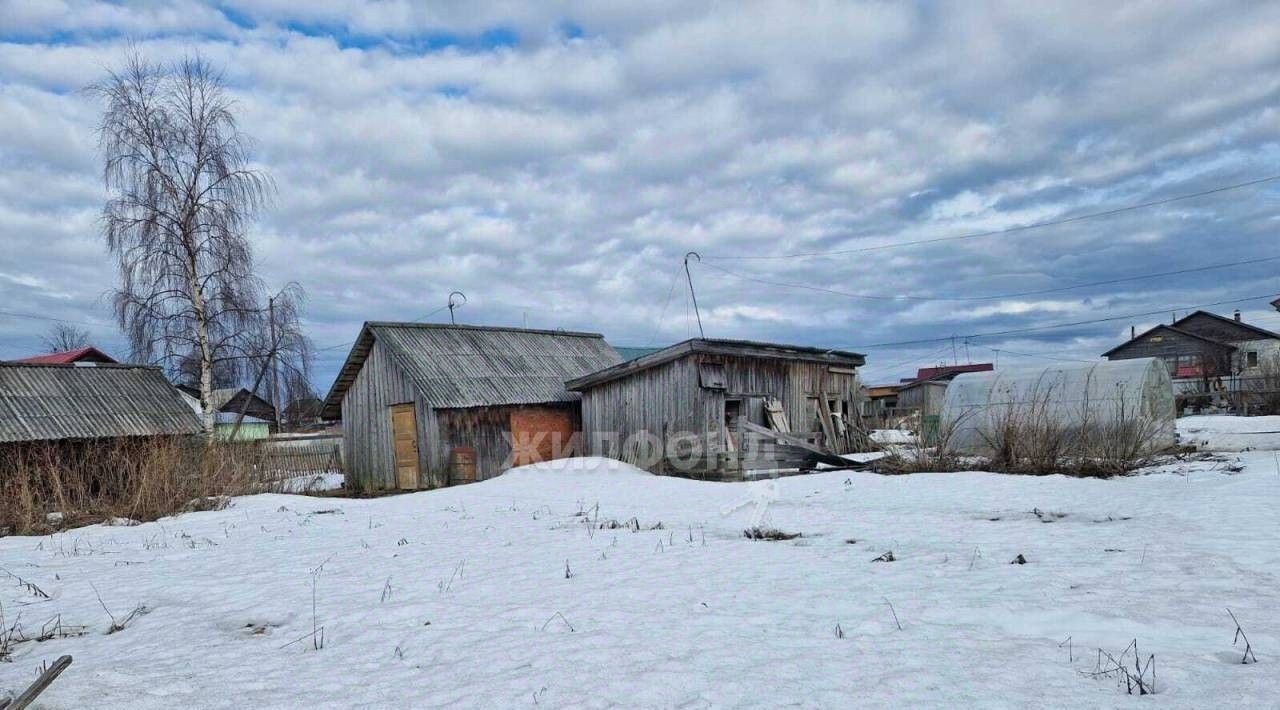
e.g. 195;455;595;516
94;54;299;437
40;324;91;353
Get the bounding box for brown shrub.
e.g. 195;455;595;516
0;436;265;536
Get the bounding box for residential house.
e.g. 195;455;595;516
177;386;278;440
13;346;118;365
1103;309;1280;408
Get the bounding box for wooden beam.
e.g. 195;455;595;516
6;655;72;710
740;420;846;466
816;393;837;449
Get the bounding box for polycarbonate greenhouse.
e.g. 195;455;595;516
939;358;1177;455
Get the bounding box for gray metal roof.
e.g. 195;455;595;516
566;338;865;391
0;363;202;443
322;322;622;418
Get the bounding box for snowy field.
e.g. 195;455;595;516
2;424;1279;708
1178;414;1280;451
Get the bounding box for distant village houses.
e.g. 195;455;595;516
862;362;993;426
177;386;278;440
1104;306;1280;412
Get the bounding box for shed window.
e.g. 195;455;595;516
1246;351;1259;368
698;362;727;390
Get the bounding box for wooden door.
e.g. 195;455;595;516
389;403;420;490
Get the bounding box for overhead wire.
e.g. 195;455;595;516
704;173;1280;261
697;254;1280;303
832;292;1280;350
314;303;453;352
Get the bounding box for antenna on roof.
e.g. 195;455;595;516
684;252;705;339
448;291;467;325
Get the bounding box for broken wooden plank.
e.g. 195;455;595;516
7;655;72;710
763;398;791;433
816;393;838;449
740;420;846;466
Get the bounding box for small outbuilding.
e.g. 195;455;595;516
939;358;1177;456
321;322;622;490
0;362;200;448
566;338;866;480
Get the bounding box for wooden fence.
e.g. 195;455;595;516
224;437;344;486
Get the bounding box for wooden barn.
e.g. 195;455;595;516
565;338;866;480
0;362;200;449
321;322;621;490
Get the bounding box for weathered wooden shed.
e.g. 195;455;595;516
321;322;621;490
895;378;949;418
565;339;866;480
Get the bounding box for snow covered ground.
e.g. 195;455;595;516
2;430;1278;707
1178;414;1280;451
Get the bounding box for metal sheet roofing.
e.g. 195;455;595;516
566;338;866;391
0;363;201;443
322;322;622;418
14;347;118;365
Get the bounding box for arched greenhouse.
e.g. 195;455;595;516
939;358;1177;458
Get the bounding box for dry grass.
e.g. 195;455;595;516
871;411;972;475
873;387;1166;478
0;436;267;536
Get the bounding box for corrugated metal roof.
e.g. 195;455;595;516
322;322;622;418
0;363;201;443
14;347;118;365
566;338;865;391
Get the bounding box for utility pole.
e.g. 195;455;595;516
268;296;280;431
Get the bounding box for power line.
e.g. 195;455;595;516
315;303;452;352
705;174;1280;261
835;292;1280;350
0;309;111;329
643;265;683;347
983;345;1096;364
699;253;1280;303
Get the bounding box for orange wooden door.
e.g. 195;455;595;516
389;403;420;489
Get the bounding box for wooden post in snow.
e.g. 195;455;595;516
5;655;72;710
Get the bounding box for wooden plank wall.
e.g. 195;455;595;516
579;352;861;476
341;339;433;489
434;406;511;483
578;356;713;468
434;403;581;481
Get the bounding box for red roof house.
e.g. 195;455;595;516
14;347;118;365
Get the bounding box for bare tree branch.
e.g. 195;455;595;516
92;52;305;439
40;324;92;353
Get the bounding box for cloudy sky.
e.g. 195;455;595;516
2;1;1279;390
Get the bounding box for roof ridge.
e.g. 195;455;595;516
0;361;159;370
366;321;605;339
1174;310;1280;340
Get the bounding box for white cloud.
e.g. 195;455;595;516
0;1;1278;386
